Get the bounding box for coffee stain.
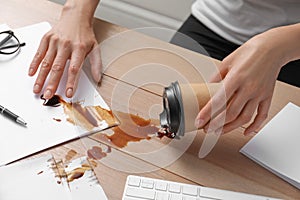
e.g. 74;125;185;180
87;159;98;168
51;160;67;180
87;146;108;160
53;118;62;122
37;170;43;175
41;95;118;131
51;158;93;183
66;166;91;182
65;149;77;161
156;127;176;139
94;111;159;148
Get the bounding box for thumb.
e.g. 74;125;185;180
209;62;229;83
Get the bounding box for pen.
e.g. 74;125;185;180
0;105;27;126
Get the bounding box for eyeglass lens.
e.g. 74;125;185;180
0;31;25;54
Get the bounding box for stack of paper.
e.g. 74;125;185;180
240;102;300;189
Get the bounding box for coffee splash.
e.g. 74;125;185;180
65;149;78;161
50;158;94;183
41;95;118;131
87;146;110;160
94;111;160;148
66;166;91;182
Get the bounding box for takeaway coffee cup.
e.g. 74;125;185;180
159;81;220;138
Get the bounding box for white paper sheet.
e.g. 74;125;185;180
0;155;108;200
0;22;116;166
240;102;300;189
65;156;108;200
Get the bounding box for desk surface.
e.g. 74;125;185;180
1;1;300;199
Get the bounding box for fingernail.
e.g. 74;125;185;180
43;89;52;99
195;119;204;128
33;84;40;93
66;88;73;97
28;68;33;75
245;131;256;136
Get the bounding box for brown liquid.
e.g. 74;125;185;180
87;146;107;160
67;166;92;182
50;158;94;184
41;94;62;107
87;159;98;168
53;118;62;122
95;111;159;148
37;171;43;175
65;149;77;161
156;127;175;139
41;95;118;131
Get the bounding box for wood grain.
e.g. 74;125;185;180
1;1;300;199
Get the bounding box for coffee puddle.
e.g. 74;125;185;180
94;111;160;149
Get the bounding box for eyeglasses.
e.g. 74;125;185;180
0;30;26;55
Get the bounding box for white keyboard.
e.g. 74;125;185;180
122;175;281;200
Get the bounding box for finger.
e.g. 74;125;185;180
221;89;249;125
65;49;86;98
209;64;228;83
28;34;50;76
209;55;234;82
195;81;233;129
221;99;258;134
89;45;102;83
32;41;57;94
43;48;70;99
203;111;226;134
244;97;271;136
203;91;249;133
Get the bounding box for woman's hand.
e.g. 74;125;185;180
194;27;293;135
28;0;101;99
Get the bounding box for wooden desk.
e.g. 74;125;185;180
1;1;300;199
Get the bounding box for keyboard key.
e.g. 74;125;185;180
200;187;271;200
126;187;155;199
170;194;182;200
124;198;144;200
182;196;197;200
156;192;169;200
155;181;168;191
182;185;198;196
142;179;154;189
128;176;141;187
169;183;181;193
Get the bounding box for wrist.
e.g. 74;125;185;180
256;24;300;67
247;33;284;73
62;0;100;27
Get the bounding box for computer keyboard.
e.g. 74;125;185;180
122;175;281;200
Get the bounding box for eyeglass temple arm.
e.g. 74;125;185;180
0;42;26;50
0;34;13;47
